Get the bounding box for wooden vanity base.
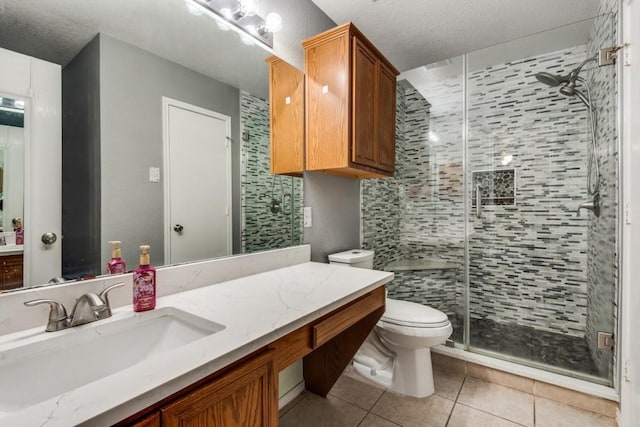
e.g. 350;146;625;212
303;306;384;396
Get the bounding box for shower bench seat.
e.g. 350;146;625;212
384;259;458;272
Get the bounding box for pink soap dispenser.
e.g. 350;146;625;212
106;240;126;274
133;245;156;312
13;218;24;245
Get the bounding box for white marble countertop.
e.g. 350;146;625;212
0;244;23;255
0;261;393;426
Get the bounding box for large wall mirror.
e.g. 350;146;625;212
0;0;303;291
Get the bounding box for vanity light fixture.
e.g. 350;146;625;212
186;0;282;50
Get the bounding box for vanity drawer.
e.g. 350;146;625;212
273;285;385;370
312;287;385;348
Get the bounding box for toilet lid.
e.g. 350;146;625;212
381;299;450;328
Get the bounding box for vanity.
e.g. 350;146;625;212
0;248;23;291
0;246;393;426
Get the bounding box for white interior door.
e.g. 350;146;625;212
0;47;61;287
163;98;232;264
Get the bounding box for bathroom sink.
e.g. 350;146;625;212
0;307;225;415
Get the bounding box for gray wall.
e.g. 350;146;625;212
303;173;361;262
99;34;241;269
62;35;102;278
264;0;335;70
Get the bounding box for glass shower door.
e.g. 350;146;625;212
464;15;618;385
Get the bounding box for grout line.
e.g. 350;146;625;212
445;375;468;426
454;402;530;427
454;374;467;403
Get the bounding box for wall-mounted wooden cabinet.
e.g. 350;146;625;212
303;22;399;179
266;56;305;177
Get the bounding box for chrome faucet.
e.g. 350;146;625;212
576;193;600;217
24;283;125;332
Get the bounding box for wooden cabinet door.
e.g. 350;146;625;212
267;56;304;176
161;350;277;427
351;37;378;169
130;411;160;427
305;32;350;171
375;62;396;172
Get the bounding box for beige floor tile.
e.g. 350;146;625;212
467;362;534;394
457;376;534;427
433;365;465;401
371;390;454;427
534;381;618;418
447;403;523;427
432;352;466;374
329;372;385;410
279;390;309;418
357;413;402;427
279;393;367;427
535;397;617;427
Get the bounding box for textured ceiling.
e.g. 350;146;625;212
311;0;601;71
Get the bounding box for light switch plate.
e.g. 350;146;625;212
149;167;160;183
303;207;312;228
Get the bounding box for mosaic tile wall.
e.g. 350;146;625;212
361;86;405;271
466;45;592;337
362;81;467;322
585;0;618;380
240;92;304;253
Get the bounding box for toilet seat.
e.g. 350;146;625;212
382;298;450;328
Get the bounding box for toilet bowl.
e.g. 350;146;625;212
328;249;453;398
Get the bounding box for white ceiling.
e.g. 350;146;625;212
311;0;601;71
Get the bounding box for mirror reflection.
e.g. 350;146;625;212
0;0;303;291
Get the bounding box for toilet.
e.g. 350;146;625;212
328;249;453;398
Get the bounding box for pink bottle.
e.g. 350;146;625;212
133;245;156;312
14;218;24;245
107;240;126;274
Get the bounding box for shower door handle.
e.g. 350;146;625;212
475;184;482;218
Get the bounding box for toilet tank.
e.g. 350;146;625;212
328;249;374;269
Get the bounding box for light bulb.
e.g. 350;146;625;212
264;12;282;33
239;0;259;16
220;7;233;19
245;24;258;35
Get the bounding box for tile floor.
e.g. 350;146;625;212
279;363;616;427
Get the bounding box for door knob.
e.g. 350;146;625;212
41;232;57;245
173;224;184;233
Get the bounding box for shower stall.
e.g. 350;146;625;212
240;92;304;253
362;10;618;387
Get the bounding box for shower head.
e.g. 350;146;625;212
559;77;591;108
535;72;569;87
535;55;597;88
